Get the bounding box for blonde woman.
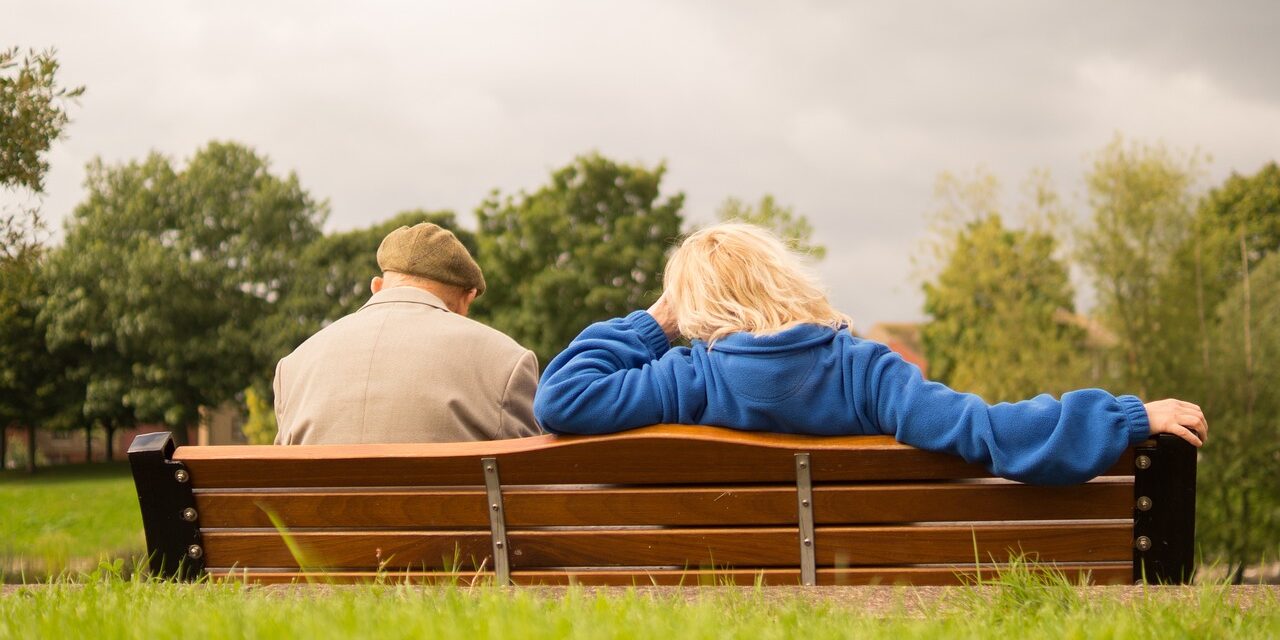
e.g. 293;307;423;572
533;223;1207;484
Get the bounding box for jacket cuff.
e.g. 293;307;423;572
627;310;672;359
1117;394;1150;444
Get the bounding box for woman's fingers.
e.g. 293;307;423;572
1167;423;1204;448
1142;398;1209;447
1178;413;1208;444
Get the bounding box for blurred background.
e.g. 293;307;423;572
1;1;1276;581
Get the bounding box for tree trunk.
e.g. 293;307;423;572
105;424;115;462
85;423;93;463
0;423;8;470
26;424;36;474
1194;231;1210;377
1234;228;1253;585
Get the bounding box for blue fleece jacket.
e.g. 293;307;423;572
534;311;1151;485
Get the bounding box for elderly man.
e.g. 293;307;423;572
273;222;541;444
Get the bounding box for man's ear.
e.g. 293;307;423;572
456;288;479;317
370;276;384;294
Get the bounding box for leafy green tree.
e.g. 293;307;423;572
1168;163;1280;579
1198;252;1280;580
240;386;276;445
1;47;84;258
0;249;80;470
0;47;83;468
473;153;684;365
921;171;1087;402
41;142;326;440
717;194;826;260
1077;135;1202;397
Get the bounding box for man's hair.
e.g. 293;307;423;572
664;223;849;346
383;270;472;301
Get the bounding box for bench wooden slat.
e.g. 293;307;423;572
174;425;1135;488
200;522;1130;570
206;563;1134;586
194;480;1133;528
512;523;1131;568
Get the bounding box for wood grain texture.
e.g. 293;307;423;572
194;480;1132;528
815;523;1131;565
202;530;494;571
206;563;1134;586
200;523;1130;569
174;425;1138;488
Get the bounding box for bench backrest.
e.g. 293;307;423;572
128;425;1196;585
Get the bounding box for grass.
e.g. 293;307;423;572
0;462;144;577
2;463;1277;638
1;565;1276;639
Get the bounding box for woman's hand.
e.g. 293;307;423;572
1143;398;1208;447
646;293;681;343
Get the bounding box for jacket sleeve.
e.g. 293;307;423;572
535;311;695;434
499;350;544;438
864;346;1151;485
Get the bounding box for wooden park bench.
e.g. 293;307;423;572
127;425;1197;586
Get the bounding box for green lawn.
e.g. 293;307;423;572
2;571;1277;639
1;464;1278;637
0;463;144;577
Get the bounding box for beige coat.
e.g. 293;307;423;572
273;286;541;444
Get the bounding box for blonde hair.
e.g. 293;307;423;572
664;223;849;345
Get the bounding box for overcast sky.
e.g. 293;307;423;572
6;1;1280;329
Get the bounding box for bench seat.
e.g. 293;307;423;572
128;425;1196;585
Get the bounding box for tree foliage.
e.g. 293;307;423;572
1;47;84;258
1168;163;1280;578
717;194;825;260
921;171;1086;402
0;248;81;469
472;153;684;365
1198;252;1280;577
1077;136;1202;396
41;142;326;431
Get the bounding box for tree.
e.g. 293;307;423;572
41;142;326;440
1198;252;1280;581
1076;135;1202;397
1167;163;1280;580
473;153;684;365
716;194;826;260
0;248;80;471
1;47;84;258
240;386;276;445
920;170;1087;402
0;47;83;469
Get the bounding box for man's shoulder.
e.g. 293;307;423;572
445;314;534;361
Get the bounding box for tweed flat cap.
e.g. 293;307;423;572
376;223;486;296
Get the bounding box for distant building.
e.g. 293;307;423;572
2;402;246;469
197;402;248;446
863;312;1119;387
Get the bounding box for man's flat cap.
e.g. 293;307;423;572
376;223;486;296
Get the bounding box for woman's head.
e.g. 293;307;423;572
663;222;849;344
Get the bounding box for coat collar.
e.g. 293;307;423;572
359;286;451;313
